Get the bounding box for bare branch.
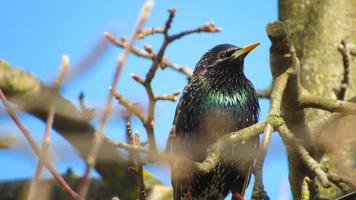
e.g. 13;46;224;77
278;124;330;188
28;55;69;200
306;97;356;136
104;137;149;155
299;94;356;114
0;89;80;199
163;8;176;36
193;122;267;173
106;122;267;173
253;68;294;199
161;60;192;77
112;90;147;124
142;10;222;155
82;0;154;198
65;38;109;82
336;40;351;100
104;32;193;78
105;32;152;59
155;90;180;102
78;164;91;198
327;171;356;193
252;123;273;200
169;21;222;41
136;27;164;39
256;86;272;99
0;60;166;199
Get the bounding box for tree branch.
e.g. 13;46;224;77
0;89;80;200
81;0;154;197
28;55;70;200
154;90;180;102
256;86;272;99
278;124;330;187
299;94;356;114
252;68;294;200
0;60;166;199
112;90;147;123
336;40;351;100
104;32;193;78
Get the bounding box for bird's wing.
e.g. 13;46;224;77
169;81;205;200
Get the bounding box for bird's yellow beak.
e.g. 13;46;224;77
232;42;260;58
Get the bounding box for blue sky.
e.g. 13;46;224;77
0;0;290;199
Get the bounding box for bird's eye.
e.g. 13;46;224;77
219;49;237;59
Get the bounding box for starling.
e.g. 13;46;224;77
168;43;260;200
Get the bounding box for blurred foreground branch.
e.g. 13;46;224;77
0;60;169;199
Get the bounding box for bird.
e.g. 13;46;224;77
167;43;260;200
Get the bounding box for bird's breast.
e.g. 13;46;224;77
198;89;256;140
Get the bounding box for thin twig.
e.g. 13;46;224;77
299;94;356;114
142;8;222;155
306;96;356;138
327;171;356;193
105;32;193;78
252;68;294;200
140;8;177;154
78;164;91;198
161;60;192;78
155;90;180;102
66;38;109;82
105;122;267;172
336;40;351;100
136;27;164;39
0;89;79;199
109;7;218;156
105;32;152;59
278;124;330;188
104;137;149;154
252;123;273;200
256;86;272;99
112;90;147;123
80;0;154;198
168;21;222;41
28;55;69;200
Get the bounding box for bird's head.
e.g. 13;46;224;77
193;43;260;79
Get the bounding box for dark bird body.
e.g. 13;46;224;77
168;43;260;200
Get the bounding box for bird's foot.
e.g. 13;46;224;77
233;192;245;200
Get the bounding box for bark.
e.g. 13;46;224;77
279;0;356;199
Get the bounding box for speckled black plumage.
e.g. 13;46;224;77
168;44;260;200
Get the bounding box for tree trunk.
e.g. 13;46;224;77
279;0;356;199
